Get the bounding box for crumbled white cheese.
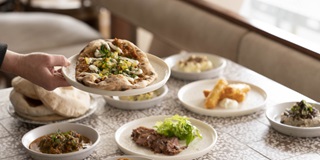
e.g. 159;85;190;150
130;68;143;75
94;49;104;58
125;76;135;82
108;42;123;53
89;65;99;72
119;56;139;65
102;41;110;50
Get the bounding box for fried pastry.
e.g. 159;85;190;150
204;79;251;109
202;89;210;97
220;83;251;102
204;79;228;109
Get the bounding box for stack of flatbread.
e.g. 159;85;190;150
9;76;91;122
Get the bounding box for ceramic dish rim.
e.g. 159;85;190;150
266;101;320;131
164;52;226;76
114;115;218;160
21;122;100;158
62;53;170;96
178;79;268;117
106;84;168;104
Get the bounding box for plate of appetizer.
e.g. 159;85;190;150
21;123;100;160
8;77;101;124
105;85;168;110
7;100;98;125
178;78;267;117
164;52;226;80
115;115;217;160
63;38;170;96
266;100;320;137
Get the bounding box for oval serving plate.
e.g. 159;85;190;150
105;85;168;110
115;115;217;160
164;52;226;81
178;79;267;117
62;53;170;96
266;101;320;137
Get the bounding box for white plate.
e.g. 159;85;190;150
115;115;217;160
105;85;168;110
7;96;100;125
104;156;152;160
164;53;226;80
22;123;100;160
266;101;320;137
62;53;170;96
178;79;267;117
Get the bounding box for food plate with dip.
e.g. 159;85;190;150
105;85;168;110
266;101;320;137
164;52;226;80
115;115;217;160
21;123;100;160
63;53;170;96
178;79;267;117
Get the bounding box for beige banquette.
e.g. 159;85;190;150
94;0;320;101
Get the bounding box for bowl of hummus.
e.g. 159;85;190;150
266;100;320;137
164;52;226;80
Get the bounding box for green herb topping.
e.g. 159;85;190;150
85;42;142;80
284;100;319;119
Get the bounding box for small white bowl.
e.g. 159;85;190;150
105;85;168;110
164;53;226;80
266;101;320;137
21;123;100;160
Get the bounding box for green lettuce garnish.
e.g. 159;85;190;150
153;115;202;146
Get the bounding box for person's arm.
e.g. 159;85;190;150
1;49;20;74
0;44;70;90
0;43;7;68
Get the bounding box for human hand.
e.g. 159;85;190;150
15;52;71;90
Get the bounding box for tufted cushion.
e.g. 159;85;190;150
238;32;320;101
93;0;248;61
0;12;101;55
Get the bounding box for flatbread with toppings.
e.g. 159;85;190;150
75;38;158;91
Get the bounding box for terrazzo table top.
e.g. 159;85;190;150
0;60;318;160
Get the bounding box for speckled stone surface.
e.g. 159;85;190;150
0;60;318;160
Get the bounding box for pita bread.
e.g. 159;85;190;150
75;38;158;91
34;86;91;117
10;89;56;117
15;111;68;122
11;76;39;100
